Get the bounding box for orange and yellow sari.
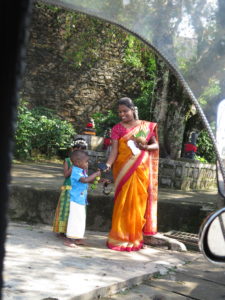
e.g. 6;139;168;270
107;121;159;251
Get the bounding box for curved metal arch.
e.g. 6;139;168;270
42;0;225;185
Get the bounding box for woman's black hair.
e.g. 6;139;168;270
118;97;135;109
118;97;139;120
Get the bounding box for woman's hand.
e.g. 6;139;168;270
105;163;111;172
135;142;148;151
136;136;159;151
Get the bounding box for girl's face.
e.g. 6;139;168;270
118;105;134;123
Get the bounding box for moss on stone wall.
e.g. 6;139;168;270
21;1;153;133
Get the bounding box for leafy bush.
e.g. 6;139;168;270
196;129;216;163
92;110;119;136
14;101;75;160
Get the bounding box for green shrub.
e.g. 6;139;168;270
14;101;75;160
196;129;216;163
92;110;119;136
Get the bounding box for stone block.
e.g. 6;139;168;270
193;168;199;179
160;177;172;188
75;134;104;151
175;166;183;177
181;178;191;191
174;179;182;189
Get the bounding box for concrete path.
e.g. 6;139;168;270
3;222;225;300
103;255;225;299
104;256;225;300
3;221;201;300
4;163;225;299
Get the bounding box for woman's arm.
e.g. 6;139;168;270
138;136;159;151
105;139;118;169
63;160;72;178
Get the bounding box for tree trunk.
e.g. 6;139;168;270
150;57;192;159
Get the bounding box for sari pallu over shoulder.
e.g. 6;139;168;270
107;121;159;252
113;121;157;199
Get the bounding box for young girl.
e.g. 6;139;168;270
52;138;88;237
64;150;101;247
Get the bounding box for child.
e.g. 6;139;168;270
64;150;101;247
52;138;88;237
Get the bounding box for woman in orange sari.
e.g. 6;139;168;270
105;97;159;251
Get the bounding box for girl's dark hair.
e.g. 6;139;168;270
118;97;139;120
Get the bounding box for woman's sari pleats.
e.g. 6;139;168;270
107;121;159;251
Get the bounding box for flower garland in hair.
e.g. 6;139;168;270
71;139;88;148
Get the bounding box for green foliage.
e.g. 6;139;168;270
55;9;124;69
199;78;221;107
14;101;36;160
196;129;216;163
92;111;120;136
123;35;144;68
195;155;208;163
92;37;157;132
14;101;75;160
123;35;157;120
134;58;156;120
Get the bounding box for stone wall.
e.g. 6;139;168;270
159;158;217;191
75;135;217;191
20;4;146;132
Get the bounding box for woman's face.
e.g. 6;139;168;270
118;105;134;123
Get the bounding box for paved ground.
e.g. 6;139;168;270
2;222;200;300
3;222;225;300
103;256;225;299
10;162;221;207
3;162;224;300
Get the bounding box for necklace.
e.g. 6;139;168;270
121;120;140;129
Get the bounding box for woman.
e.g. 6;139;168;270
105;97;159;251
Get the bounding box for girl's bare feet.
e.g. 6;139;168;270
58;233;66;239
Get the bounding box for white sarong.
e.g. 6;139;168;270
66;201;86;239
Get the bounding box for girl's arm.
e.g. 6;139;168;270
63;160;72;178
105;139;118;169
80;170;101;183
